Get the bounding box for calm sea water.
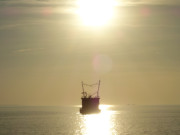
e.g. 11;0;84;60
0;105;180;135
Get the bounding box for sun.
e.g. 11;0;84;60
76;0;116;26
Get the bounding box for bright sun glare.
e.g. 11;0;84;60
80;105;115;135
76;0;116;26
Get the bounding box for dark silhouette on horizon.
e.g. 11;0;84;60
80;80;101;114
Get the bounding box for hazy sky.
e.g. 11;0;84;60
0;0;180;106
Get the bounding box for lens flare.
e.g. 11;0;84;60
93;54;113;74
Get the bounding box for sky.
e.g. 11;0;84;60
0;0;180;106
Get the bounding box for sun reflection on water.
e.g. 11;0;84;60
80;105;116;135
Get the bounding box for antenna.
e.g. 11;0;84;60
97;80;100;97
82;81;85;97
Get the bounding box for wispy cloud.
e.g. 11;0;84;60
120;0;180;5
14;48;44;53
0;23;37;30
0;0;75;8
14;48;33;53
0;0;180;8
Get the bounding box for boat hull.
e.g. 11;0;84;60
80;97;101;114
80;108;101;114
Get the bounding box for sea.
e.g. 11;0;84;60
0;105;180;135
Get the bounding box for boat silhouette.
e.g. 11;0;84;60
80;80;101;114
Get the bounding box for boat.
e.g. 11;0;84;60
80;80;101;114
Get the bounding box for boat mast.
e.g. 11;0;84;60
82;81;85;97
97;80;100;97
